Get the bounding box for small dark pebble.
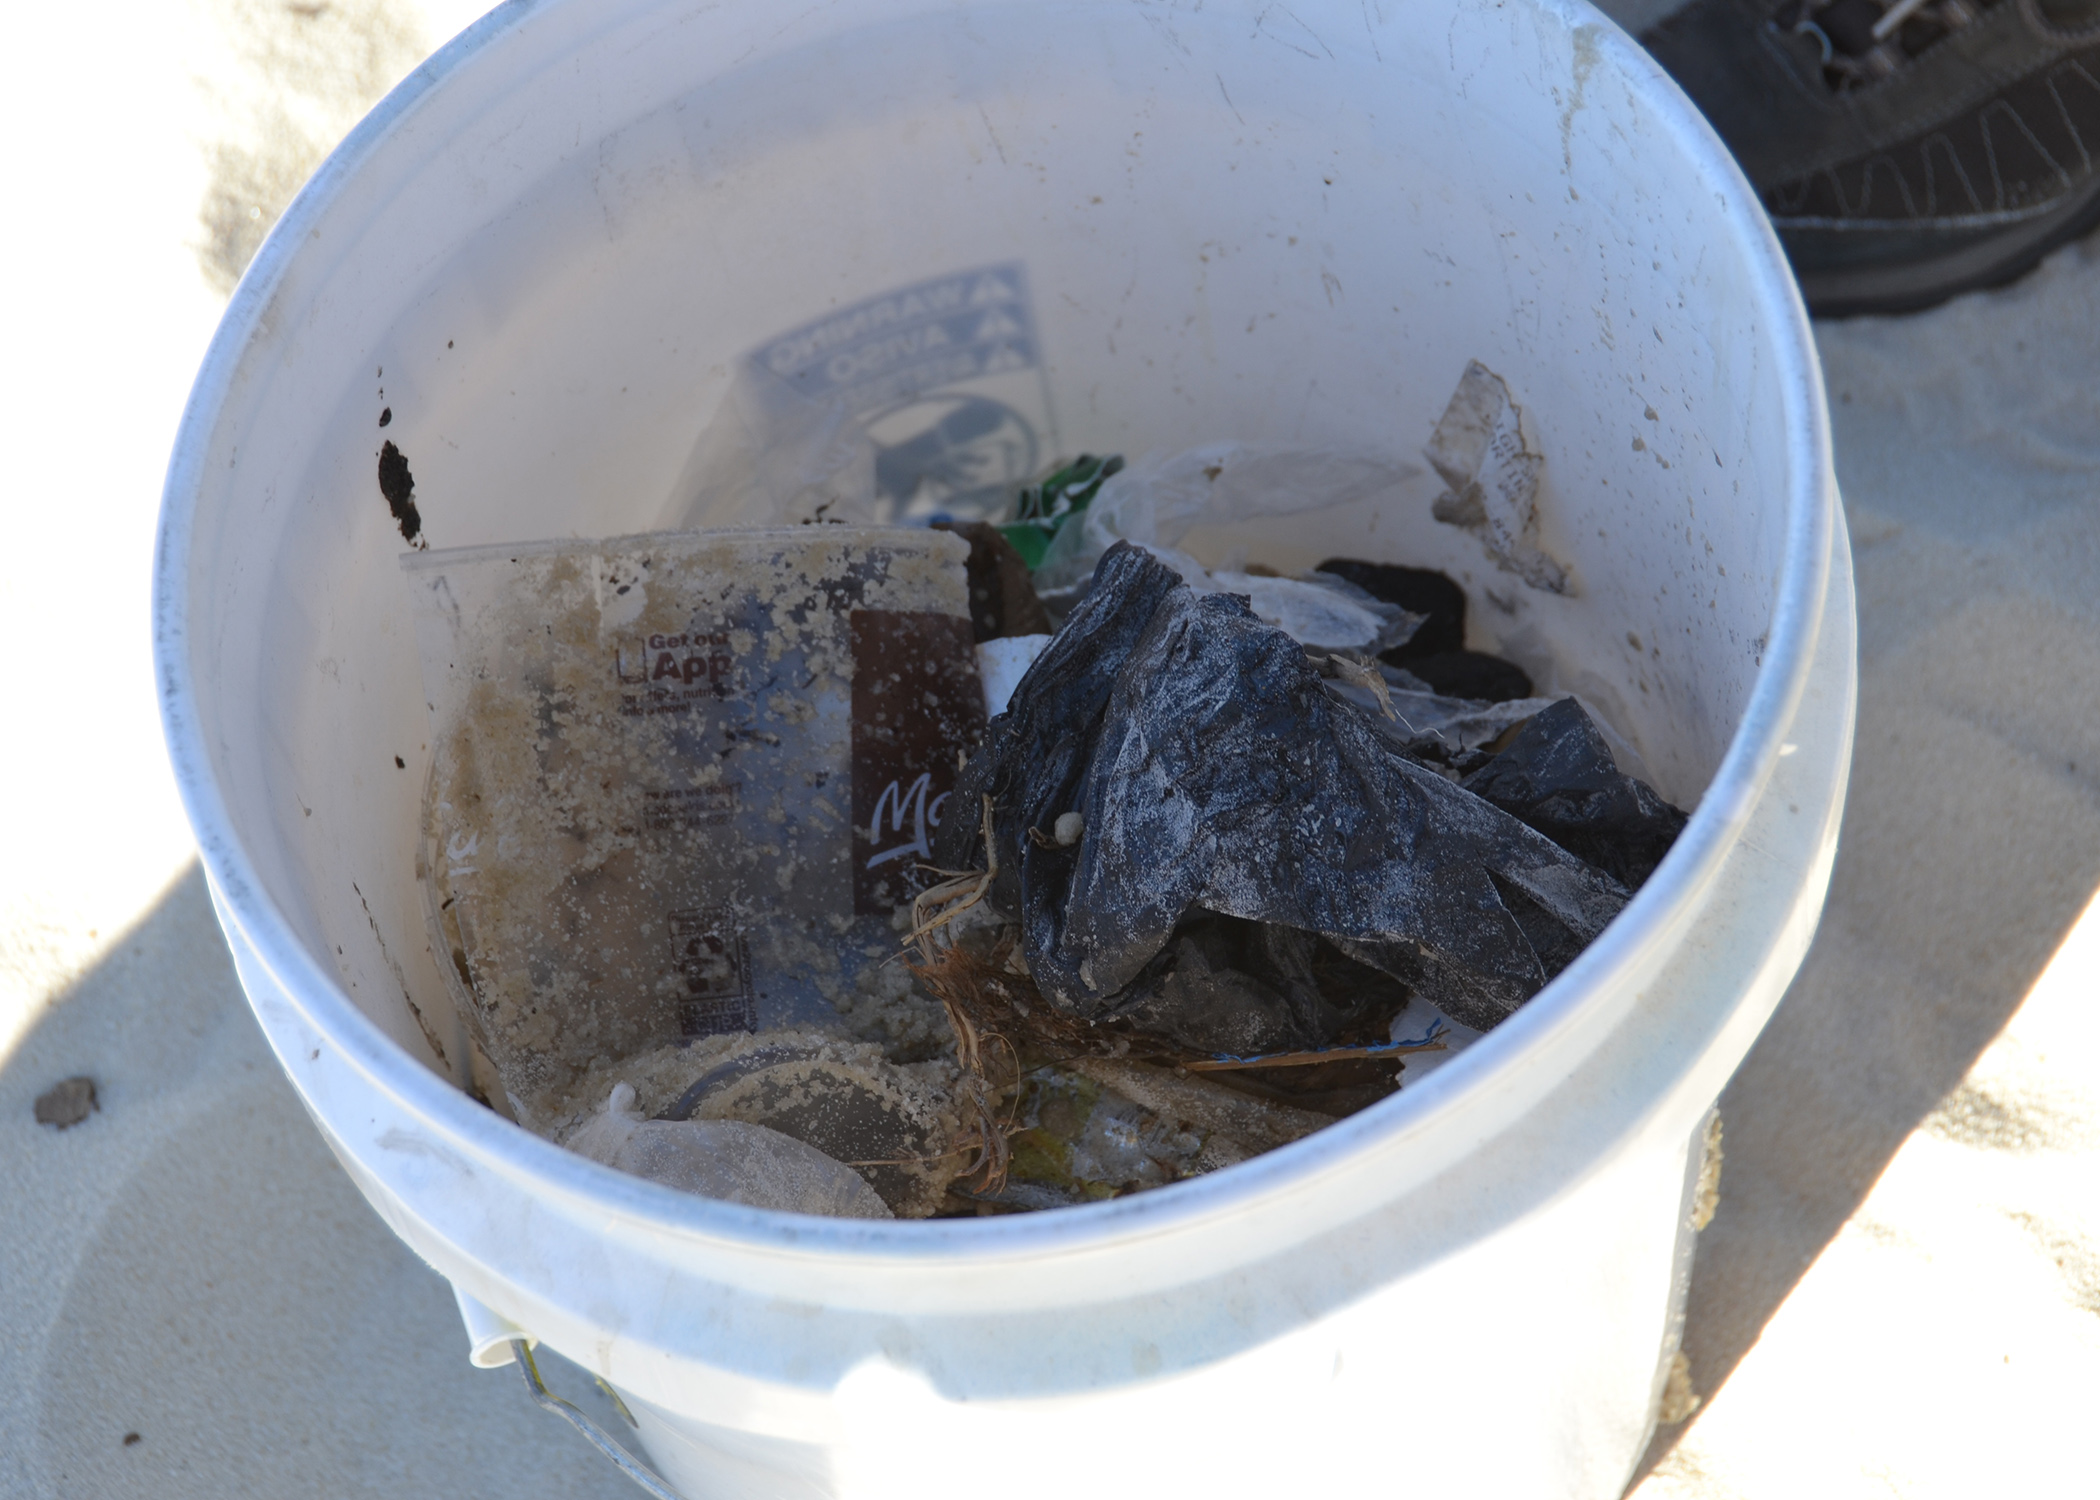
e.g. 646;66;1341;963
34;1076;98;1129
123;1433;142;1448
395;755;406;768
378;406;392;427
1398;649;1534;703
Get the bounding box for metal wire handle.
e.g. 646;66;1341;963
511;1339;687;1500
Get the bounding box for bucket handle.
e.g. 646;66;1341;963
511;1339;688;1500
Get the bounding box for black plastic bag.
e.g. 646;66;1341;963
1315;556;1535;701
1461;697;1687;888
935;544;1629;1047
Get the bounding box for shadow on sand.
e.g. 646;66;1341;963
2;864;632;1500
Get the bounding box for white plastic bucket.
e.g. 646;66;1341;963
154;0;1855;1494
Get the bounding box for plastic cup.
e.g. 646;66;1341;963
401;527;978;1126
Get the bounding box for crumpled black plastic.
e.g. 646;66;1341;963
935;543;1631;1049
1392;649;1535;703
1317;555;1535;701
1461;697;1687;888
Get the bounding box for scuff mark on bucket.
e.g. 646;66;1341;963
375;1127;477;1176
356;879;447;1066
1560;25;1603;173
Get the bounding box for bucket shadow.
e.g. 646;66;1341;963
2;864;634;1500
1630;573;2100;1486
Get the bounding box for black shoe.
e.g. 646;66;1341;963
1642;0;2100;315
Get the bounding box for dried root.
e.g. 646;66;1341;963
905;796;1157;1191
1321;651;1397;721
905;794;1000;953
905;795;1015;1190
908;944;1016;1192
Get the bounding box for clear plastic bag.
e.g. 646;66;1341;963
565;1083;893;1218
659;368;882;530
1033;441;1421;591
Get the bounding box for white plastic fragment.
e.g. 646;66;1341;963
976;633;1053;717
565;1083;894;1218
1426;360;1572;594
1389;997;1483;1084
1322;668;1562;754
663;369;879;529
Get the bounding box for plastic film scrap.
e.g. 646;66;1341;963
565;1082;894;1218
1427;361;1572;595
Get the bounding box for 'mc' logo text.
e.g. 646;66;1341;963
865;771;949;872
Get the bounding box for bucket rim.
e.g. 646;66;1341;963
152;0;1836;1265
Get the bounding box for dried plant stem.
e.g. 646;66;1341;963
1182;1039;1448;1072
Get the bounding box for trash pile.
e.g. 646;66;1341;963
904;542;1681;1205
404;380;1688;1219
